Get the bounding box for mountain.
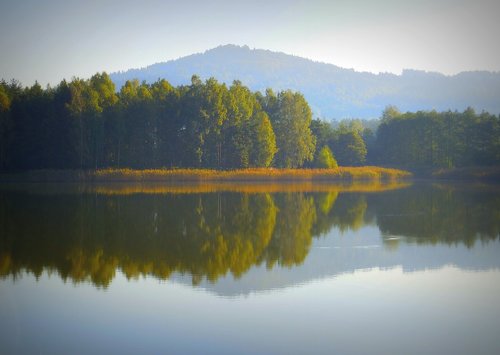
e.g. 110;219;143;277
110;44;500;119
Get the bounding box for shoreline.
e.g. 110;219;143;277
1;166;498;184
0;167;411;183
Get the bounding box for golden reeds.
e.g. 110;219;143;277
92;167;412;182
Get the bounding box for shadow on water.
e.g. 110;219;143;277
0;181;499;289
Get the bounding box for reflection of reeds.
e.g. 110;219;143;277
0;181;412;195
93;167;411;182
91;181;412;195
0;167;412;195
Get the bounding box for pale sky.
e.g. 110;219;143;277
1;0;499;86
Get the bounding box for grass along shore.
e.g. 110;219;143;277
0;167;411;183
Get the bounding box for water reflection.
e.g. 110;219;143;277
370;184;500;247
0;182;498;288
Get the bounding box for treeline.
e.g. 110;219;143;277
313;106;500;168
0;73;317;170
1;73;499;171
374;106;500;167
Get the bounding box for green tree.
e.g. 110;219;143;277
49;80;79;168
374;107;500;168
381;105;401;123
265;90;316;168
315;145;338;168
151;79;180;168
333;130;367;166
67;78;102;168
310;119;335;150
224;80;256;167
250;111;277;167
118;80;157;168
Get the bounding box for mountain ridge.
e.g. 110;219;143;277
110;44;500;119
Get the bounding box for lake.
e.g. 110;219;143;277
1;181;499;354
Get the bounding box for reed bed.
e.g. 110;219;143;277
0;167;411;185
89;180;411;195
92;167;411;182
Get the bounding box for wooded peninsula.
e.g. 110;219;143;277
0;73;498;180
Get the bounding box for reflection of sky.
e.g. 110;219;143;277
1;185;499;353
2;266;500;354
190;225;500;296
1;0;499;85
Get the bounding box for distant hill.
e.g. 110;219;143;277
110;44;500;119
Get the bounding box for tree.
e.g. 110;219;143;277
48;80;79;168
250;111;277;167
151;79;179;168
0;84;11;169
265;90;316;168
224;80;256;168
333;130;367;166
67;78;102;169
315;145;338;168
374;107;500;168
118;80;156;168
9;82;55;169
310;119;335;150
381;105;401;123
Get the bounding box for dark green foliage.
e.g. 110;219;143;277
375;106;500;168
9;82;56;169
0;73;319;170
309;118;367;167
1;73;498;171
0;82;14;170
310;107;499;168
332;130;367;166
310;119;334;151
261;90;316;168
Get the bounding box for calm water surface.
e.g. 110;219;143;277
0;182;499;354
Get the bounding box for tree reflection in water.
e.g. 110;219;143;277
0;183;498;287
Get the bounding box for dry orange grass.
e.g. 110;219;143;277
93;167;411;182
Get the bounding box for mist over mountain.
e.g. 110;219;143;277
110;44;500;119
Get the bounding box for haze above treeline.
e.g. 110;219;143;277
2;45;500;119
110;45;500;119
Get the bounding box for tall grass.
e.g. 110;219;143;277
0;167;411;183
92;167;411;182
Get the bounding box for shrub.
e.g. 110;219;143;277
315;146;338;169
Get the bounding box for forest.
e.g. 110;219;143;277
0;72;499;171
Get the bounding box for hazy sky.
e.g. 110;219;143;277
1;0;499;85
